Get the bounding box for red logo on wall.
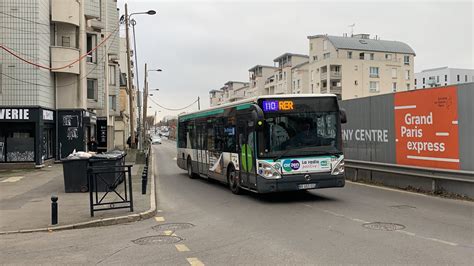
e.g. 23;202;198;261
394;86;459;170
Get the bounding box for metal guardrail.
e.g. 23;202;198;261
345;159;474;183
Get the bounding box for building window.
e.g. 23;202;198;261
354;80;358;86
414;79;417;85
437;76;439;83
445;75;448;81
87;79;98;100
359;52;364;60
311;84;314;93
109;65;116;85
310;43;313;50
369;81;379;92
385;54;392;60
457;75;460;82
323;53;330;59
86;34;97;63
369;67;379;78
347;51;352;59
293;80;296;90
404;55;410;65
283;72;286;80
391;68;397;78
369;53;374;60
354;65;358;71
392;82;397;92
109;95;116;111
323;40;328;50
61;36;71;47
297;79;300;88
465;75;468;82
311;70;314;81
406;83;410;90
405;70;410;80
423;77;425;84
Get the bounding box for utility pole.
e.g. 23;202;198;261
125;4;136;148
142;63;149;148
198;96;201;110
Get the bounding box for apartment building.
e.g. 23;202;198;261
269;53;309;94
307;34;415;99
209;89;224;107
248;65;277;96
0;0;120;167
415;67;474;89
114;37;132;150
209;81;248;106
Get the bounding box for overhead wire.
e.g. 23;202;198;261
0;24;120;70
148;96;199;111
1;29;120;88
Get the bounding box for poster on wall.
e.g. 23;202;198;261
394;86;459;170
97;117;107;151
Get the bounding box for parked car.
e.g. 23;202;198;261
151;136;162;144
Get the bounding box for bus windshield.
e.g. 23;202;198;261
258;97;342;158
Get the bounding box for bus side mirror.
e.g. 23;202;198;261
340;109;347;124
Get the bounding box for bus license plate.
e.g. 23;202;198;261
298;183;316;190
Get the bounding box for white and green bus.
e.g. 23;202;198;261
177;94;347;194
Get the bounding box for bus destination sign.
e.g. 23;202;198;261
262;100;294;112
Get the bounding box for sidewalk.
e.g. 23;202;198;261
0;154;155;233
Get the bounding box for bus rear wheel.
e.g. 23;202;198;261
228;167;241;195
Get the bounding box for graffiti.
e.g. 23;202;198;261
67;127;78;140
62;115;78;126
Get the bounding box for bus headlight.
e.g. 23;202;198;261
331;158;345;175
258;161;281;179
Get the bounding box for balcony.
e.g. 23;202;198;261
51;0;80;26
329;86;342;95
50;46;80;74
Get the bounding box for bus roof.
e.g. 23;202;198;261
179;94;337;119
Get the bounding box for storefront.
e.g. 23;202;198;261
0;107;56;167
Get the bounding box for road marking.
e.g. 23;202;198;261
163;230;173;236
157;209;163;213
155;216;165;222
187;258;204;266
406;155;459;163
175;244;190;252
1;176;24;183
394;105;417;110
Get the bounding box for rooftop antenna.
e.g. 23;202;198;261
348;23;355;37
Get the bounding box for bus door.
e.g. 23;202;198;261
196;123;208;176
237;116;257;188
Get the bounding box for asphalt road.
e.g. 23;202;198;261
1;139;473;265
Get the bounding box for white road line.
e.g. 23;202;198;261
154;216;165;222
394;105;417;110
435;132;449;136
175;244;190;252
1;176;24;183
406;155;460;163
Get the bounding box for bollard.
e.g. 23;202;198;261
142;171;148;194
51;195;58;225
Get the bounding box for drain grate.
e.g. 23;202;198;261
152;223;195;232
362;222;405;231
132;235;183;245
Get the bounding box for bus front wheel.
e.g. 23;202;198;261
187;158;197;179
228;167;241;195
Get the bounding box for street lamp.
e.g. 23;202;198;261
143;64;163;147
123;4;156;149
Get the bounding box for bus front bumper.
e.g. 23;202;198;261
256;172;345;193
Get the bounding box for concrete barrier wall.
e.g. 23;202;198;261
341;82;474;172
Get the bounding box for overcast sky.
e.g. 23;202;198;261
118;0;473;119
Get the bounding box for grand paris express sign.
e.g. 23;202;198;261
394;86;459;170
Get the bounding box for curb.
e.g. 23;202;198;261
0;149;157;235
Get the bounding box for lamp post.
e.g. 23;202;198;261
143;64;162;146
124;4;155;149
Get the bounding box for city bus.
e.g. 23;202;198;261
176;94;347;194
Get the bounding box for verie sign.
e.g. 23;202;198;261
0;108;30;120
